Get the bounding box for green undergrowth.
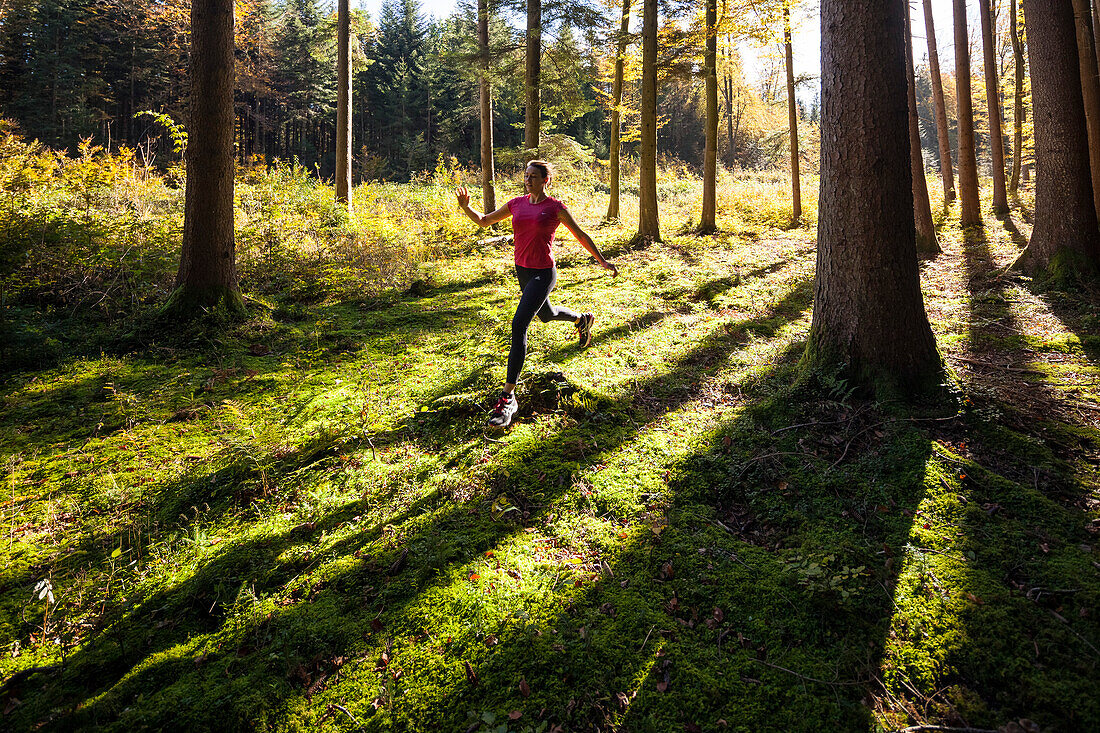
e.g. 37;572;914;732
2;168;1100;732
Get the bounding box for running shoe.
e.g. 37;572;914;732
487;391;518;428
577;312;595;348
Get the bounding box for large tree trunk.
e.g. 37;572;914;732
1010;0;1025;195
784;1;801;225
923;0;956;204
700;0;718;232
524;0;541;151
336;0;352;208
954;0;982;228
637;0;660;240
1071;0;1100;221
804;0;941;397
478;0;496;214
605;0;631;222
906;0;940;254
170;0;242;315
979;0;1008;216
1014;0;1100;281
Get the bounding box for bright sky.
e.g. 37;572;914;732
356;0;978;93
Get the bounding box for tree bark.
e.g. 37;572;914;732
700;0;718;232
479;0;496;214
923;0;956;204
954;0;982;228
605;0;631;222
1071;0;1100;221
1010;0;1025;194
906;0;940;254
804;0;941;397
637;0;660;240
1014;0;1100;281
979;0;1008;216
524;0;541;151
336;0;352;208
170;0;242;315
784;2;801;225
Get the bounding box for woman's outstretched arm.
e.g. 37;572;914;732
559;205;619;277
456;187;512;227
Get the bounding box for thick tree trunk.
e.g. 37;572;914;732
954;0;982;228
606;0;631;222
1071;0;1100;221
784;2;801;225
804;0;941;397
1014;0;1100;281
336;0;352;208
637;0;660;240
700;0;718;232
923;0;956;204
906;0;940;254
170;0;242;315
478;0;496;214
524;0;541;151
979;0;1009;216
1010;0;1025;194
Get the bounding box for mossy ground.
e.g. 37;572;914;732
2;171;1098;732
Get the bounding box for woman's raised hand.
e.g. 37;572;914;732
455;187;470;209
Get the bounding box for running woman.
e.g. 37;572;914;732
456;160;618;428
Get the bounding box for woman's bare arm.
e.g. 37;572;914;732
456;187;512;227
559;205;618;277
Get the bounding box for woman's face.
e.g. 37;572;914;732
524;166;548;194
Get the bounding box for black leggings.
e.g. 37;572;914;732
507;265;580;385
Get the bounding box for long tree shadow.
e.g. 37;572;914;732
857;223;1100;729
4;277;816;729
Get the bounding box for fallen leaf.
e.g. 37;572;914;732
469;572;480;582
519;678;531;697
484;635;499;647
371;618;383;632
712;607;724;623
656;681;669;692
509;711;523;721
464;661;479;686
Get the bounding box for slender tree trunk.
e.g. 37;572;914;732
923;0;956;204
1094;0;1100;77
700;0;718;232
478;0;496;214
1010;0;1024;194
524;0;541;151
605;0;631;222
724;74;736;168
1014;0;1100;280
954;0;982;228
906;0;940;253
979;0;1009;216
170;0;242;315
1072;0;1100;221
805;0;941;396
637;0;660;240
784;2;801;225
336;0;352;208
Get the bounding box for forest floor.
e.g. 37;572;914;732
2;173;1099;732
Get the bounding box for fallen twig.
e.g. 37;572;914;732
888;721;1003;726
328;703;365;731
0;665;59;695
748;658;863;687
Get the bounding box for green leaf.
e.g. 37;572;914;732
481;711;496;725
111;547;122;558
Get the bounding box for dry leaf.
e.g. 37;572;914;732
509;711;523;721
519;678;531;698
464;661;479;686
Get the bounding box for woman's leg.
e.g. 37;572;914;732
507;267;577;386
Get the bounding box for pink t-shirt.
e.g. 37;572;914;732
508;195;565;269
